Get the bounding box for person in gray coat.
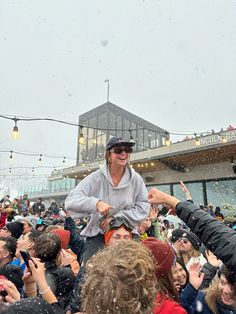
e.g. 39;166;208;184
65;136;150;263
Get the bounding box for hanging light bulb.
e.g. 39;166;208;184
12;117;19;139
221;135;227;143
165;138;171;146
9;151;13;159
38;154;42;163
165;132;171;146
9;168;12;174
194;133;200;146
79;126;84;144
62;157;66;164
93;138;97;144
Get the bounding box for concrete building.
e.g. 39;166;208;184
76;102;169;164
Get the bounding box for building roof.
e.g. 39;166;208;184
79;102;167;134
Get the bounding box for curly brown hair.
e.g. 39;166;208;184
81;240;157;314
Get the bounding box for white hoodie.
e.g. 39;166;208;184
65;164;150;237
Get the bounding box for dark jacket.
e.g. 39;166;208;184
176;201;236;272
200;262;219;289
0;264;23;291
180;283;236;314
64;217;85;264
66;266;85;313
45;261;75;310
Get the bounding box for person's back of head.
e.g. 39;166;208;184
34;233;61;262
142;237;178;301
81;239;157;314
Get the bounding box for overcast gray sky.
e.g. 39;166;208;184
0;0;236;193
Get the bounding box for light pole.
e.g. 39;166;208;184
104;79;110;102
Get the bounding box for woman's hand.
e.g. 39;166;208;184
173;280;181;292
96;200;112;216
149;205;159;221
59;249;75;267
205;250;221;267
189;263;204;290
0;279;20;304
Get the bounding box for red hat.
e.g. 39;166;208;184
142;237;175;278
50;229;70;249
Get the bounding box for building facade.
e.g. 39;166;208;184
76;102;168;164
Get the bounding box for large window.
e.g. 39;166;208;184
147;184;171;194
206;179;236;216
173;182;204;205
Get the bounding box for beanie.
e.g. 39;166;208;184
6;221;24;239
50;229;70;249
171;228;201;251
142;237;175;278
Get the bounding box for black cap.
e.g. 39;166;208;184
106;136;135;151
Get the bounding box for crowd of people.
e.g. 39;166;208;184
0;136;236;314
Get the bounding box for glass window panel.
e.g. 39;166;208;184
136;128;143;151
173;182;204;205
206;180;236;216
123;118;130;140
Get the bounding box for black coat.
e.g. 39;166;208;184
45;261;75;310
64;217;85;264
176;201;236;272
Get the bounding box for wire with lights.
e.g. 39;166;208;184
0;149;75;163
0;113;212;141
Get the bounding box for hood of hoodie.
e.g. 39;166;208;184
100;164;134;189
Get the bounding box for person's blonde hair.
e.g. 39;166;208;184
181;248;200;264
204;281;220;314
81;240;157;314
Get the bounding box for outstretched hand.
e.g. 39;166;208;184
205;250;221;267
148;188;180;209
189;263;204;290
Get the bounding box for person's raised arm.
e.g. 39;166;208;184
180;181;192;201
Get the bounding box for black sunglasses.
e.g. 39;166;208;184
110;146;133;154
179;237;190;244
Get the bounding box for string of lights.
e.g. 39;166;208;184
0;113;212;139
0;149;76;162
0;166;64;171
